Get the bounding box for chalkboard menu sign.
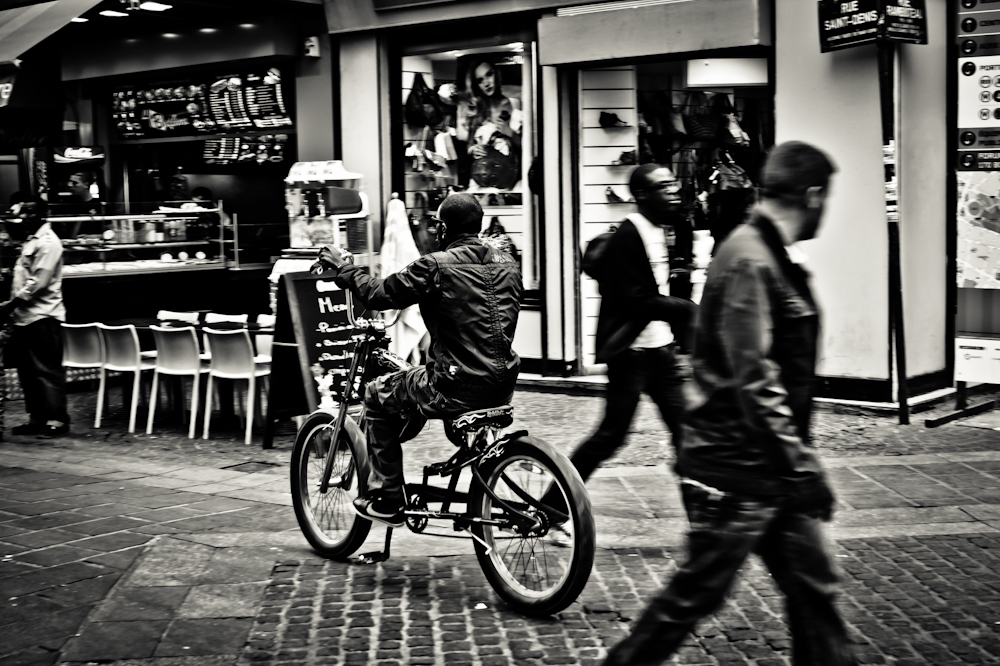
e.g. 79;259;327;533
202;134;288;165
262;271;370;447
113;68;293;140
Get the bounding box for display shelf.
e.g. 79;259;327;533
63;259;225;277
65;240;212;251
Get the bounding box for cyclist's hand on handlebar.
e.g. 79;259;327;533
311;245;353;275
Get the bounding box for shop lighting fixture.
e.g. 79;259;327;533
70;17;88;22
140;2;172;10
239;23;255;28
162;32;179;38
199;28;217;33
99;10;129;17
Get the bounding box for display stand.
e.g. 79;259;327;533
261;272;364;448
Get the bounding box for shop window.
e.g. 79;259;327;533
400;43;538;289
578;62;773;366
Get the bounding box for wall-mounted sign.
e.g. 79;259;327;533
818;0;928;53
113;68;292;140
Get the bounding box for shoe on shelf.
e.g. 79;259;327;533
37;423;70;440
353;495;405;528
599;111;629;128
612;150;637;166
606;187;626;204
11;422;45;436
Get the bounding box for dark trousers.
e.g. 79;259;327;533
602;482;856;666
7;318;69;426
362;366;505;501
571;346;685;482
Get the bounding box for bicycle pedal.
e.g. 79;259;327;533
425;461;450;476
355;550;390;564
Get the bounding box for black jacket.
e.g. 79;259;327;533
678;211;828;497
592;218;696;363
334;235;523;403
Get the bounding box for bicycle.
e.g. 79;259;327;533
289;285;596;616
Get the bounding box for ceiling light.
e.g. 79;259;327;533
99;10;128;17
140;2;172;10
199;27;217;33
70;17;88;22
239;23;255;28
162;32;179;38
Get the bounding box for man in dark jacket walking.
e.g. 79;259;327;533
568;164;696;488
601;142;856;666
315;193;522;527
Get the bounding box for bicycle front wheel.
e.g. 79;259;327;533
290;410;371;559
470;434;595;616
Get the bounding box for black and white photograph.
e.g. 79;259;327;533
0;2;998;666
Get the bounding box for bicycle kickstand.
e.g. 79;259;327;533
356;527;393;564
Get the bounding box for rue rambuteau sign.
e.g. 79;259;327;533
818;0;928;53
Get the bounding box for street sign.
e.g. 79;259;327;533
818;0;927;53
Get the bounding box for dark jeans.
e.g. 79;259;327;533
571;346;685;482
362;366;507;501
7;318;69;426
602;482;856;666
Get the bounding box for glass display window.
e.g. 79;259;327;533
399;41;538;289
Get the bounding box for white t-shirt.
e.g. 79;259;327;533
626;213;673;349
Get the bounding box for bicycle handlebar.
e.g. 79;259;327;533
312;247;403;329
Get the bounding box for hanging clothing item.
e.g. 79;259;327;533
381;196;429;362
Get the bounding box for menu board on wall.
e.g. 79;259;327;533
202;134;288;165
113;68;292;140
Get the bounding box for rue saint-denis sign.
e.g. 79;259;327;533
819;0;928;53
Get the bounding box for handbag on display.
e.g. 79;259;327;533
471;133;519;190
405;73;444;128
707;150;753;194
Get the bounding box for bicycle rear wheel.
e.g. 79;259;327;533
470;434;595;616
290;410;371;559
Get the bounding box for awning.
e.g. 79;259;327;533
0;0;103;64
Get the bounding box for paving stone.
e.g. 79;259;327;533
155;618;254;656
84;545;146;571
176;582;268;618
1;604;93;655
11;544;103;567
61;620;169;661
58;516;151;536
70;531;153;552
36;571;121;607
3;561;117;598
91;585;191;621
0;529;82;550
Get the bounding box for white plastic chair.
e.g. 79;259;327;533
96;323;156;433
156;310;201;324
202;328;271;445
204;313;249;324
62;323;107;424
201;313;250;358
146;325;209;439
62;323;104;370
255;313;276;363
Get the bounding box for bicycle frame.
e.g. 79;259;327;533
315;294;557;536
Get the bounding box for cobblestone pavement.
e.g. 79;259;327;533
1;386;999;665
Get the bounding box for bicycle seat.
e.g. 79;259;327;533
448;406;514;435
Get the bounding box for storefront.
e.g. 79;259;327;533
1;0;330;324
322;0;951;402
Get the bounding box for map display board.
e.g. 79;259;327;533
956;1;1000;382
113;68;292;140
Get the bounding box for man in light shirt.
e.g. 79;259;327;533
1;198;70;439
561;163;696;492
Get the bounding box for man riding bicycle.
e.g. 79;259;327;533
314;193;523;527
